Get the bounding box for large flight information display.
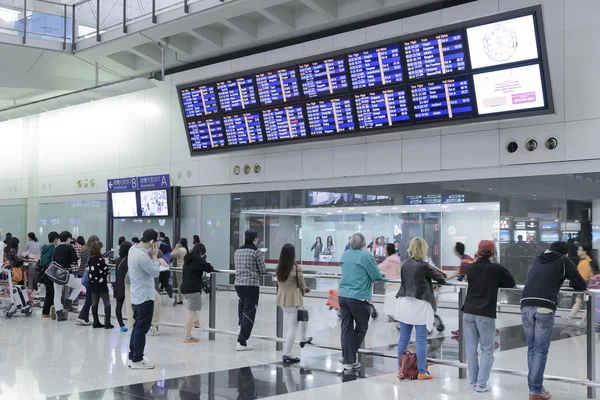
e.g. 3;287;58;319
306;97;355;136
256;67;301;106
348;45;404;90
223;112;264;146
355;89;410;130
181;85;219;118
299;56;348;98
187;119;226;150
262;105;308;141
178;7;550;155
216;76;258;112
411;77;473;120
404;31;467;80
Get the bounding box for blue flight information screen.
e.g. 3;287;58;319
262;105;307;141
404;31;467;80
348;45;403;90
255;67;301;106
180;85;219;118
216;76;258;112
187;119;226;150
306;97;355;135
223;112;264;145
411;77;473;120
354;88;410;130
299;56;349;98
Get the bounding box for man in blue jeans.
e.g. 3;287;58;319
521;241;586;400
128;229;161;369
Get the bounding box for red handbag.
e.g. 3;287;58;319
398;350;419;380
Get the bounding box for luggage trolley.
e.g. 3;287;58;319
0;267;34;318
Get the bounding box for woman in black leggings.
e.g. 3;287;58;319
114;241;132;332
88;241;113;329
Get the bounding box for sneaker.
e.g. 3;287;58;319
343;362;361;370
120;326;129;332
418;372;433;380
130;360;155;370
50;306;56;320
300;337;313;348
41;314;51;319
236;343;253;351
184;336;200;343
282;355;300;363
76;318;90;326
451;329;460;336
475;385;492;392
56;310;68;322
149;326;159;336
529;392;552;400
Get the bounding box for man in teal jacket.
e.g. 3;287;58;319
338;232;383;370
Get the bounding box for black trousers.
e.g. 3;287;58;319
235;286;260;346
158;271;173;297
339;296;371;364
42;281;54;315
116;297;125;327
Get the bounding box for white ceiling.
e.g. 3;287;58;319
0;0;453;112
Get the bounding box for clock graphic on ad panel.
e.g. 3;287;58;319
482;25;518;62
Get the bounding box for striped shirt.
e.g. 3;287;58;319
234;244;266;286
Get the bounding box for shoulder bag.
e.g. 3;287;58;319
45;245;70;285
296;266;309;322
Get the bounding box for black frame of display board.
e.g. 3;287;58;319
177;5;553;156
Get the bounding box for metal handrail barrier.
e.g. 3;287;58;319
205;269;598;398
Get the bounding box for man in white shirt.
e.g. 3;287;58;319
128;229;160;370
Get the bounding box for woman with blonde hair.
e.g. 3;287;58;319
395;237;446;380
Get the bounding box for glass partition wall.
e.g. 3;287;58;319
228;174;600;309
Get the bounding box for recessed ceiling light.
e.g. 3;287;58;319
376;209;382;212
441;205;448;208
326;212;332;215
420;208;426;211
301;212;306;214
348;208;354;211
489;188;493;191
309;209;314;212
272;210;277;212
468;207;475;210
362;212;368;214
401;211;408;213
337;210;343;213
392;207;398;210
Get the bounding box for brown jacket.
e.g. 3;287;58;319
276;264;306;308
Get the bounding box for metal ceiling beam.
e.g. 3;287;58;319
365;0;386;8
221;17;258;40
166;35;193;57
259;6;295;31
130;43;163;66
188;26;223;48
299;0;337;21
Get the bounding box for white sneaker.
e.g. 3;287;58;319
129;360;155;370
343;362;361;370
149;326;159;336
236;343;253;351
76;318;90;326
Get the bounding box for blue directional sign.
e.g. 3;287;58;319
107;174;171;191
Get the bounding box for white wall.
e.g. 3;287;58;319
0;0;599;208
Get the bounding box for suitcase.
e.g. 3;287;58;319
5;285;33;318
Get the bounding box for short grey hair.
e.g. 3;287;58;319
349;232;366;249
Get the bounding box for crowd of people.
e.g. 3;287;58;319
1;227;599;398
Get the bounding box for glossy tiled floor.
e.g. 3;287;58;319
0;291;596;399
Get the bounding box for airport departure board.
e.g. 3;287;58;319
180;85;219;118
216;76;258;112
262;105;308;141
256;67;301;106
411;77;473;120
355;89;410;130
187;119;226;150
306;97;355;135
404;31;467;80
178;7;550;155
223;112;264;146
348;45;404;90
299;56;348;98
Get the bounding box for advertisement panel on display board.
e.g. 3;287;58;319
111;192;138;218
473;64;545;115
466;15;539;69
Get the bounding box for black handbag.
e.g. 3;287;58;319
45;246;70;285
295;266;309;322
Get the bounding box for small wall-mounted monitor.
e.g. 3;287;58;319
111;192;139;218
140;189;170;217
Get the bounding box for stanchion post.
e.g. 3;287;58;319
458;287;466;379
209;273;216;341
276;306;283;351
587;293;597;399
208;371;215;400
